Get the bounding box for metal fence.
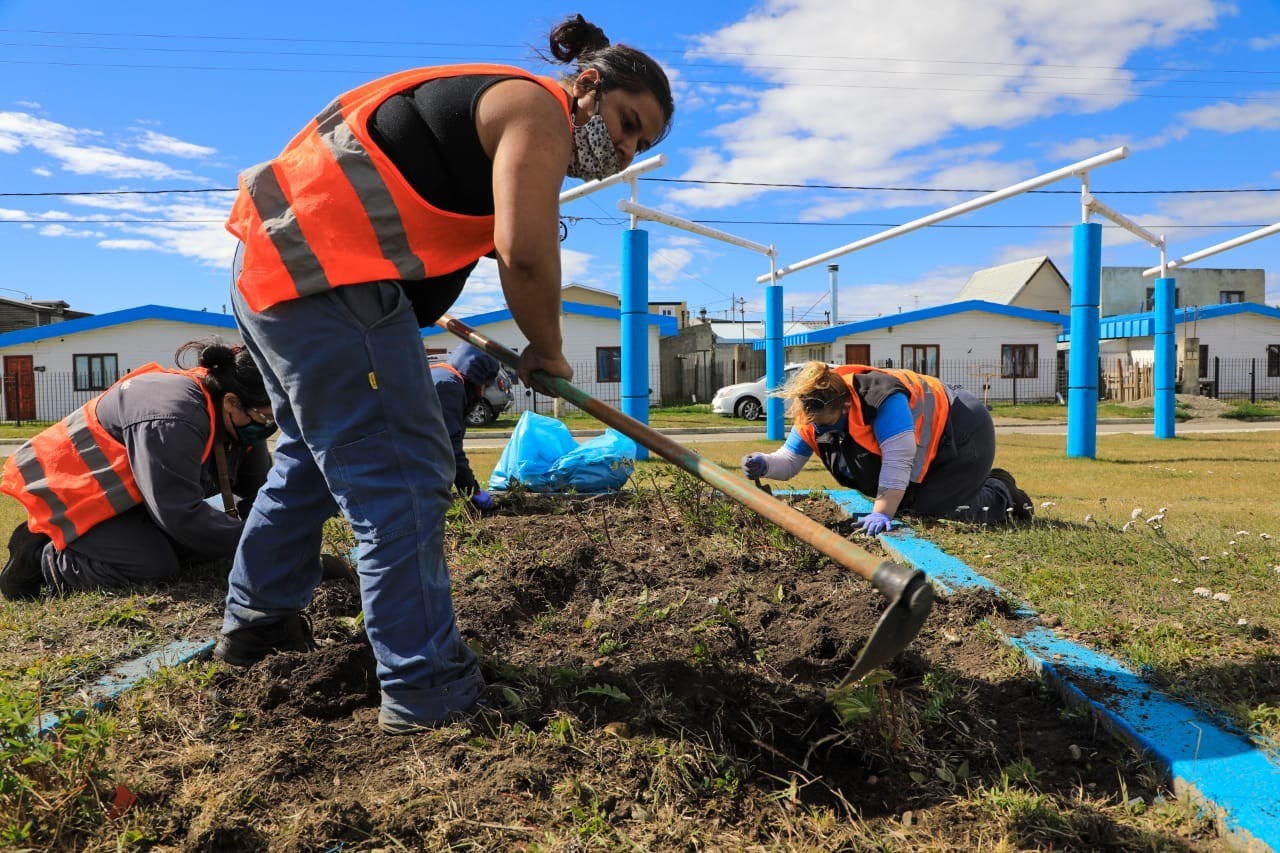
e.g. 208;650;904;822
1197;357;1280;402
0;363;668;425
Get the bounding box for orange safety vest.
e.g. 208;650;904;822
0;364;216;549
796;365;951;483
227;63;572;312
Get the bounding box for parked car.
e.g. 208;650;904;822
466;367;516;426
711;363;809;421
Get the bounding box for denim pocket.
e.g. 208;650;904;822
328;429;416;542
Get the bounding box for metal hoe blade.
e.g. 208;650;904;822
435;313;935;684
838;561;935;687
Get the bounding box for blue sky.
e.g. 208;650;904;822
2;0;1279;326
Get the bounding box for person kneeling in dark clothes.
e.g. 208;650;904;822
432;343;504;513
0;338;338;598
741;361;1034;534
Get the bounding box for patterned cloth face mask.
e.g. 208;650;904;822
567;90;620;182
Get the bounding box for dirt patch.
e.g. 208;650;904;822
87;485;1225;850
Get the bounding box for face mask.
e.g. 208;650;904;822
235;419;277;446
567;92;620;182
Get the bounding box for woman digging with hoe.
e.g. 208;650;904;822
215;14;673;734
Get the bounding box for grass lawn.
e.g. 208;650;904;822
0;427;1276;846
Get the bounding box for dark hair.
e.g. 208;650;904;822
547;14;674;144
174;337;270;409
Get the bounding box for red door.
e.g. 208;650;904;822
845;344;870;366
3;355;36;421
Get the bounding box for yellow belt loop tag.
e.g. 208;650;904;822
368;371;378;390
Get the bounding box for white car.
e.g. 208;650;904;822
711;363;809;421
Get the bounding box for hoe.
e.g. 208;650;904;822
439;314;934;687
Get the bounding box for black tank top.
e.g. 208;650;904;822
366;73;566;323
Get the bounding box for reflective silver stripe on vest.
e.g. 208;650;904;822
243;161;330;300
64;408;139;517
11;444;77;545
315;104;426;281
908;383;939;481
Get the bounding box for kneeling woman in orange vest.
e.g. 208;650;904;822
742;362;1034;532
0;340;276;598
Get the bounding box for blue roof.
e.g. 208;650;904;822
1058;301;1280;342
0;304;236;347
420;300;679;338
757;299;1066;349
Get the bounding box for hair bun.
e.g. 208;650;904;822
548;13;610;63
197;342;236;371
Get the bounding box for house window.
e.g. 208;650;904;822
1001;344;1038;378
1220;291;1245;304
73;353;118;392
596;347;622;382
900;344;939;376
1143;287;1180;311
1199;344;1209;379
1268;344;1280;378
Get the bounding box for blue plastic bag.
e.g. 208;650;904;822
489;411;635;493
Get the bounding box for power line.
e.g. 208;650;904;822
4;27;1280;76
641;178;1280;194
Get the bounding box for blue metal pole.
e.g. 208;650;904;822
621;228;650;460
1154;276;1176;439
1067;222;1101;459
765;283;784;440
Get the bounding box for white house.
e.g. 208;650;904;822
1063;302;1280;398
422;300;678;410
0;305;240;422
953;256;1070;315
770;300;1067;403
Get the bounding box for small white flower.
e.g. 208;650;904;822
1229;540;1237;546
1131;508;1144;519
708;596;720;606
983;553;993;559
1198;556;1211;563
1236;530;1249;537
982;506;990;513
1260;533;1271;540
1084;514;1094;524
1172;578;1182;584
1222;551;1231;557
1040;501;1056;509
1213;592;1231;603
1238;618;1249;626
1147;514;1165;525
1193;587;1212;597
1158;507;1168;514
1121;521;1136;532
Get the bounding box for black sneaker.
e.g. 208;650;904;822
0;522;50;600
213;613;316;667
989;468;1034;522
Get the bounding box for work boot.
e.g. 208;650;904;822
0;522;50;600
213;613;316;667
988;468;1034;522
378;699;499;736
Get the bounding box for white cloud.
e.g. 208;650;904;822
39;224;106;238
1177;96;1280;133
650;247;696;284
1266;272;1279;306
1249;34;1280;50
0;111;203;180
99;239;163;251
32;167;51;177
15;100;40;109
449;249;598;316
669;0;1220;211
135;130;217;159
1046;135;1133;161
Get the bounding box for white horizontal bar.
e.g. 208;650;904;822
559;154;666;204
1142;221;1280;277
757;146;1129;282
618;199;776;256
1084;192;1163;248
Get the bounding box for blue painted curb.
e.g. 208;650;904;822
35;639;215;737
807;487;1279;850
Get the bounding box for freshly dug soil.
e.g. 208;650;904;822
97;484;1224;850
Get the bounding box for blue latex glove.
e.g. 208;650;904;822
471;489;497;513
857;511;893;536
741;453;768;479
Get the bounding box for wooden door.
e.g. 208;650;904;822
3;355;35;421
844;344;870;366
